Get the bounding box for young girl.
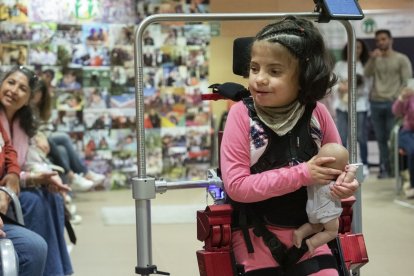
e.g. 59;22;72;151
220;16;359;275
392;87;414;199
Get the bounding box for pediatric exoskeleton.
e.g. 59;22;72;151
197;83;368;276
196;40;368;274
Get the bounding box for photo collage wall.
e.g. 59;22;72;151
0;0;213;189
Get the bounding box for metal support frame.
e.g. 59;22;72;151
133;12;360;276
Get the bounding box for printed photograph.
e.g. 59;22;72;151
83;23;109;46
0;43;28;65
29;0;72;23
110;108;136;129
0;0;29;23
83;109;111;129
0;22;31;42
30;22;57;43
109;24;134;46
29;44;58;66
84;87;110;109
52;24;83;45
82;67;111;87
101;0;137;23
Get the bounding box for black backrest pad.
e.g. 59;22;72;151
233;37;254;77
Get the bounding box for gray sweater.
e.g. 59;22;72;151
364;50;412;101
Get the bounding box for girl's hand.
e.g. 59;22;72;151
47;174;71;193
399;88;414;101
32;172;71;193
330;170;359;199
306;156;342;185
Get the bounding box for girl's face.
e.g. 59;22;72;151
32;90;43;106
0;71;31;114
249;41;300;107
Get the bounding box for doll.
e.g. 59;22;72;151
293;143;358;253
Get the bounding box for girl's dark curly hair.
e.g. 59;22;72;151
0;66;38;137
33;79;52;122
254;16;337;105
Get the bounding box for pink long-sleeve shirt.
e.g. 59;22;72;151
220;101;341;273
392;95;414;131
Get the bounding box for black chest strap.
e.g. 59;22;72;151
239;206;310;270
235;97;320;271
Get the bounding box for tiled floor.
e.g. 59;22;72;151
68;166;414;276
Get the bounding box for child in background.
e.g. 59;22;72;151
293;143;358;254
220;16;359;275
392;87;414;199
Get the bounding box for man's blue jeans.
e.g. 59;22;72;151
336;109;369;165
370;100;395;173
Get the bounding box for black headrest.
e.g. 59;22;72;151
232;37;254;77
209;82;250;101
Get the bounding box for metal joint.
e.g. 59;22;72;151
132;177;156;200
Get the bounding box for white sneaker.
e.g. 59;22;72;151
70;214;82;225
403;180;411;192
71;174;94;192
405;188;414;199
363;165;370;178
64;194;72;204
67;204;77;216
85;171;105;185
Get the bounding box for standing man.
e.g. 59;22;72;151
365;29;413;178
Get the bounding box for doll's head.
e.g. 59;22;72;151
317;143;349;171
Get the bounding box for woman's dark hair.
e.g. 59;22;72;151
33;79;52;122
341;39;370;65
0;66;38;137
254;16;337;105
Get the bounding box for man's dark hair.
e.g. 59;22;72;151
375;29;392;38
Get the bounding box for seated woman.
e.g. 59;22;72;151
32;80;105;192
0;66;73;276
392;87;414;199
0;109;48;276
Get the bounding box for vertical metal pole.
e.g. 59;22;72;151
341;20;362;276
133;19;152;276
340;20;362;233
